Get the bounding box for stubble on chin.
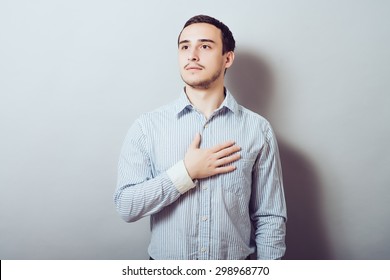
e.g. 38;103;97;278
180;69;222;90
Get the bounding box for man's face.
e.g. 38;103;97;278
178;23;233;90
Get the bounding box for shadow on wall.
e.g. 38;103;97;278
226;50;332;259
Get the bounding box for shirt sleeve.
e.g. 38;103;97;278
166;160;196;194
114;118;195;223
250;124;287;260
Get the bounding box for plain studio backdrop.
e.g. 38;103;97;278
1;0;389;260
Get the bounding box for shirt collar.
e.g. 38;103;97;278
174;88;240;117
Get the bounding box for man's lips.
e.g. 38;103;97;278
185;64;204;70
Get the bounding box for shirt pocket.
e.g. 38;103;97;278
220;152;257;196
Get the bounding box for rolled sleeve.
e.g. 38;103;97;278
166;160;196;194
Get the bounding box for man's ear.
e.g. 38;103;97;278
225;51;235;69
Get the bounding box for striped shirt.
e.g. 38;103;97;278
114;89;287;260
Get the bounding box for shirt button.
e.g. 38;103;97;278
204;124;209;128
202;216;208;221
201;247;207;252
202;185;208;190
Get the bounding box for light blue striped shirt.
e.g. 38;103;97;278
114;89;287;260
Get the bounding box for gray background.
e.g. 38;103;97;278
1;0;389;259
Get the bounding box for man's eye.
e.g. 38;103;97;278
181;45;189;50
201;45;210;49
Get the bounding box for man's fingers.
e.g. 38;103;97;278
214;145;241;159
210;140;236;153
190;133;201;149
213;165;237;175
215;152;241;167
186;137;240;179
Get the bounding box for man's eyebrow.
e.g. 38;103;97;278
199;39;216;44
178;39;190;45
178;39;216;45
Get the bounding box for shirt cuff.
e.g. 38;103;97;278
166;160;196;194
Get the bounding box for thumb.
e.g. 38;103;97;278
190;133;201;149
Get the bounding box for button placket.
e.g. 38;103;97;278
197;118;212;260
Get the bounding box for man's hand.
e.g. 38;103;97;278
184;133;241;180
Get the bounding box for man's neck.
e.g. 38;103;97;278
184;85;226;119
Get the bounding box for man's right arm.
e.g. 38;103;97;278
114;119;186;222
114;120;241;222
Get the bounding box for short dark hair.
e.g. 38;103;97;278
178;15;235;54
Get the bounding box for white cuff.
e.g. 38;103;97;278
166;160;196;194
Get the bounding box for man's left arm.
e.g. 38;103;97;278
250;125;287;260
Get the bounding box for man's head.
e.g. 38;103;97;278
178;15;235;55
178;15;235;90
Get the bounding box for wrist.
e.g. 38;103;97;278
166;160;196;194
183;159;196;180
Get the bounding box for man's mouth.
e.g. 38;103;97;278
185;64;204;71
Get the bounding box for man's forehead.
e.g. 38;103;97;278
179;23;222;43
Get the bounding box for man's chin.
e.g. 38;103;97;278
181;77;211;89
185;82;211;90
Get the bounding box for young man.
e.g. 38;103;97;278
114;15;287;260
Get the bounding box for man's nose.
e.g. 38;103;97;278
188;49;199;61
